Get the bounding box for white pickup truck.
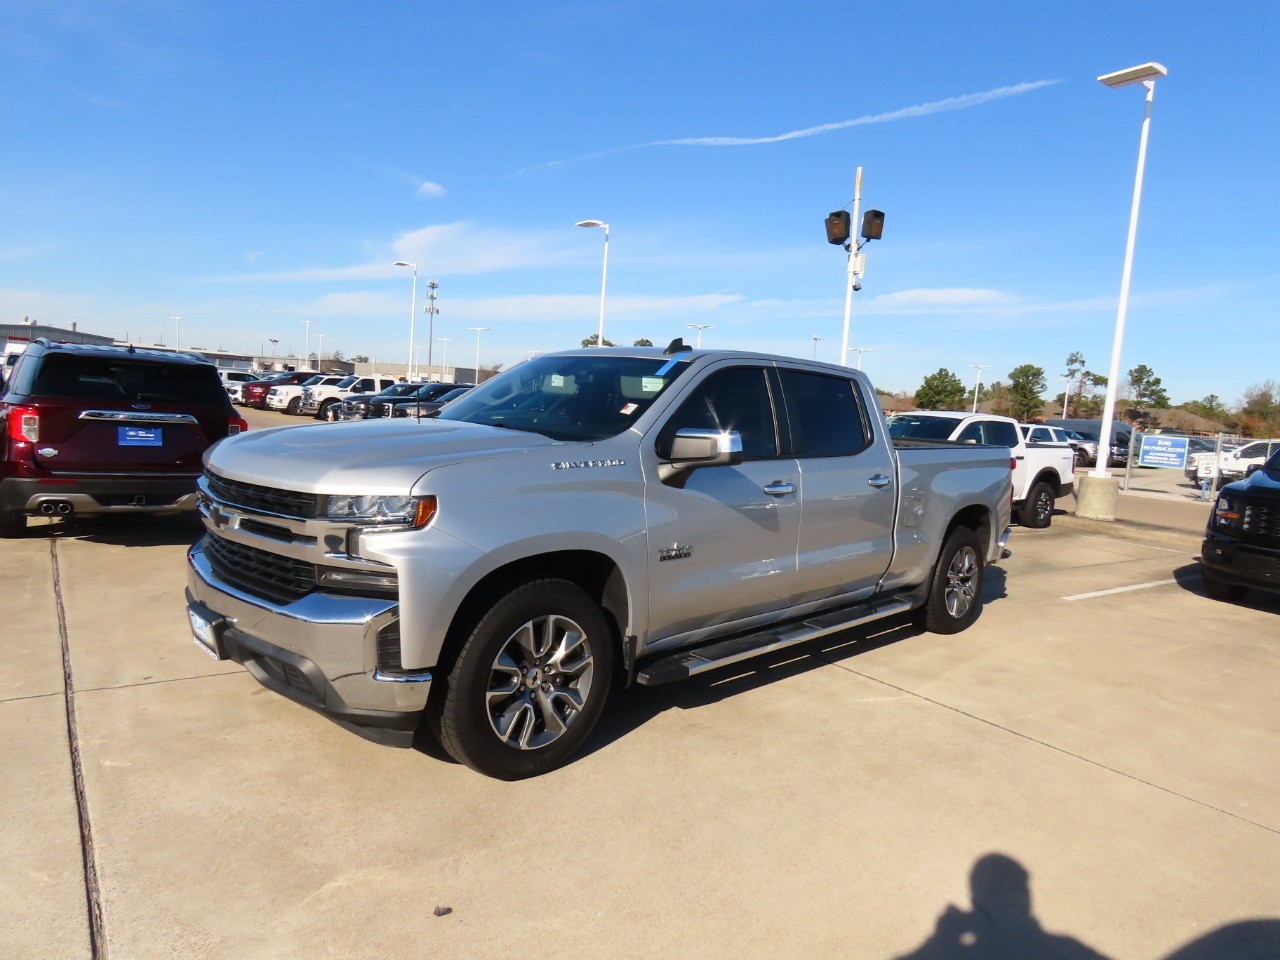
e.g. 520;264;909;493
266;374;348;415
300;374;401;420
886;411;1075;527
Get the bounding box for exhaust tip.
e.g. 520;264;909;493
56;502;72;515
40;502;56;515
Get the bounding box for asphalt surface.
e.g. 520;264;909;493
4;408;1278;959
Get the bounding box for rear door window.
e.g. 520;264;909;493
777;369;869;458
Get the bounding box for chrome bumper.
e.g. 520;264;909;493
186;540;431;742
996;526;1013;561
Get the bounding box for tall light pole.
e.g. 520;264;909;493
393;261;418;379
839;167;863;366
687;323;712;348
575;220;609;347
849;346;875;370
1091;61;1167;480
170;316;183;351
438;337;451;377
1060;376;1073;418
299;319;315;369
316;333;325;369
424;280;439;373
268;338;278;362
467;327;489;383
970;364;991;413
811;335;821;360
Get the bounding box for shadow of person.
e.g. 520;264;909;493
1159;919;1280;960
892;853;1112;960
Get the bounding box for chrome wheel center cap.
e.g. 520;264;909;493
525;667;543;687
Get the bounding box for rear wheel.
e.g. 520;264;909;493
286;396;302;415
437;579;614;779
0;507;25;538
913;527;984;634
1022;481;1055;529
1074;447;1089;467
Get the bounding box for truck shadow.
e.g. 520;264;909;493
1173;561;1280;614
582;566;1008;763
885;851;1279;960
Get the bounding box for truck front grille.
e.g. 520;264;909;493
1243;502;1280;544
204;533;315;605
205;471;319;519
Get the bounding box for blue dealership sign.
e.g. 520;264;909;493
1138;435;1188;469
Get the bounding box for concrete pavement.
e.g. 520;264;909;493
3;501;1278;958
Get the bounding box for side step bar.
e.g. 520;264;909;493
636;596;914;686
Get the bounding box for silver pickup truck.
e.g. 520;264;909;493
186;344;1012;779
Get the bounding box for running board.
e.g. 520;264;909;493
635;596;914;686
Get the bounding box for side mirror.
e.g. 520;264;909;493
659;428;743;484
1246;464;1261;477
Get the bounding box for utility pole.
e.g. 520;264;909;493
424;280;439;374
970;365;991;413
299;320;315;369
811;336;820;360
839;167;863;366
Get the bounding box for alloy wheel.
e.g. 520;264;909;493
485;614;595;750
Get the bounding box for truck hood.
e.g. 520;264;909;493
205;419;560;494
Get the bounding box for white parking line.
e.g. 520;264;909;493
1063;576;1191;601
1075;534;1188;554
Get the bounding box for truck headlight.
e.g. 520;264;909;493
325;494;436;528
1213;496;1243;532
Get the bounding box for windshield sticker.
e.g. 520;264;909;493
640;377;664;393
550;374;565;387
620;403;638;416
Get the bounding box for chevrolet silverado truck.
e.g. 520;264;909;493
186;344;1013;779
886;411;1074;528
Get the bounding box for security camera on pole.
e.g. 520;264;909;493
825;167;885;367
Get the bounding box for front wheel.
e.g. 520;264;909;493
913;527;985;634
319;400;340;421
1075;448;1089;468
437;579;615;779
286;397;302;415
1203;571;1247;603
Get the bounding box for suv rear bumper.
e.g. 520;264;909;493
1;475;199;516
185;538;429;747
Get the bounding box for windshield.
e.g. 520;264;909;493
301;375;325;386
336;376;358;388
885;414;961;441
437;353;693;441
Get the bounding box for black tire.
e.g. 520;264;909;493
318;399;339;421
0;508;25;539
1022;480;1055;529
1203;571;1247;603
286;396;302;415
913;526;985;635
1074;447;1089;468
437;579;614;779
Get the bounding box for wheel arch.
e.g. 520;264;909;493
943;503;994;560
434;549;631;686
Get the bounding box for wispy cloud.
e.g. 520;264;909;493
416;181;446;199
537;80;1060;168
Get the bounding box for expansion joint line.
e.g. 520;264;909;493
51;541;107;959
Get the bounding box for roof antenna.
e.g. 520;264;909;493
663;337;689;355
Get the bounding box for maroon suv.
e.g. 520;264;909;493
241;370;315;408
0;340;248;537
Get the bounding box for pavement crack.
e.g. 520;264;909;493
51;540;108;960
74;671;243;697
821;656;1280;839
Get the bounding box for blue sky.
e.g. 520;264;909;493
3;1;1277;405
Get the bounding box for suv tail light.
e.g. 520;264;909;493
228;416;248;435
6;405;39;443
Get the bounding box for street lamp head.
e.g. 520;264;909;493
1098;62;1167;88
393;260;416;269
575;220;606;229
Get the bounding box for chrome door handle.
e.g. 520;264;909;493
763;481;797;497
867;474;893;488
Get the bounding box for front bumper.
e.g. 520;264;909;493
1;474;199;516
299;398;323;414
1201;532;1280;594
186;538;430;746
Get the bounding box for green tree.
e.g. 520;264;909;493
1061;351;1087;417
329;348;346;362
1178;394;1229;423
1127;364;1170;409
351;354;370;364
914;368;968;410
632;338;653;347
1007;364;1047;421
581;333;616;348
985;381;1013;417
1237;380;1280;437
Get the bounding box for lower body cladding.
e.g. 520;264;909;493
186;539;430;747
1;474;200;517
